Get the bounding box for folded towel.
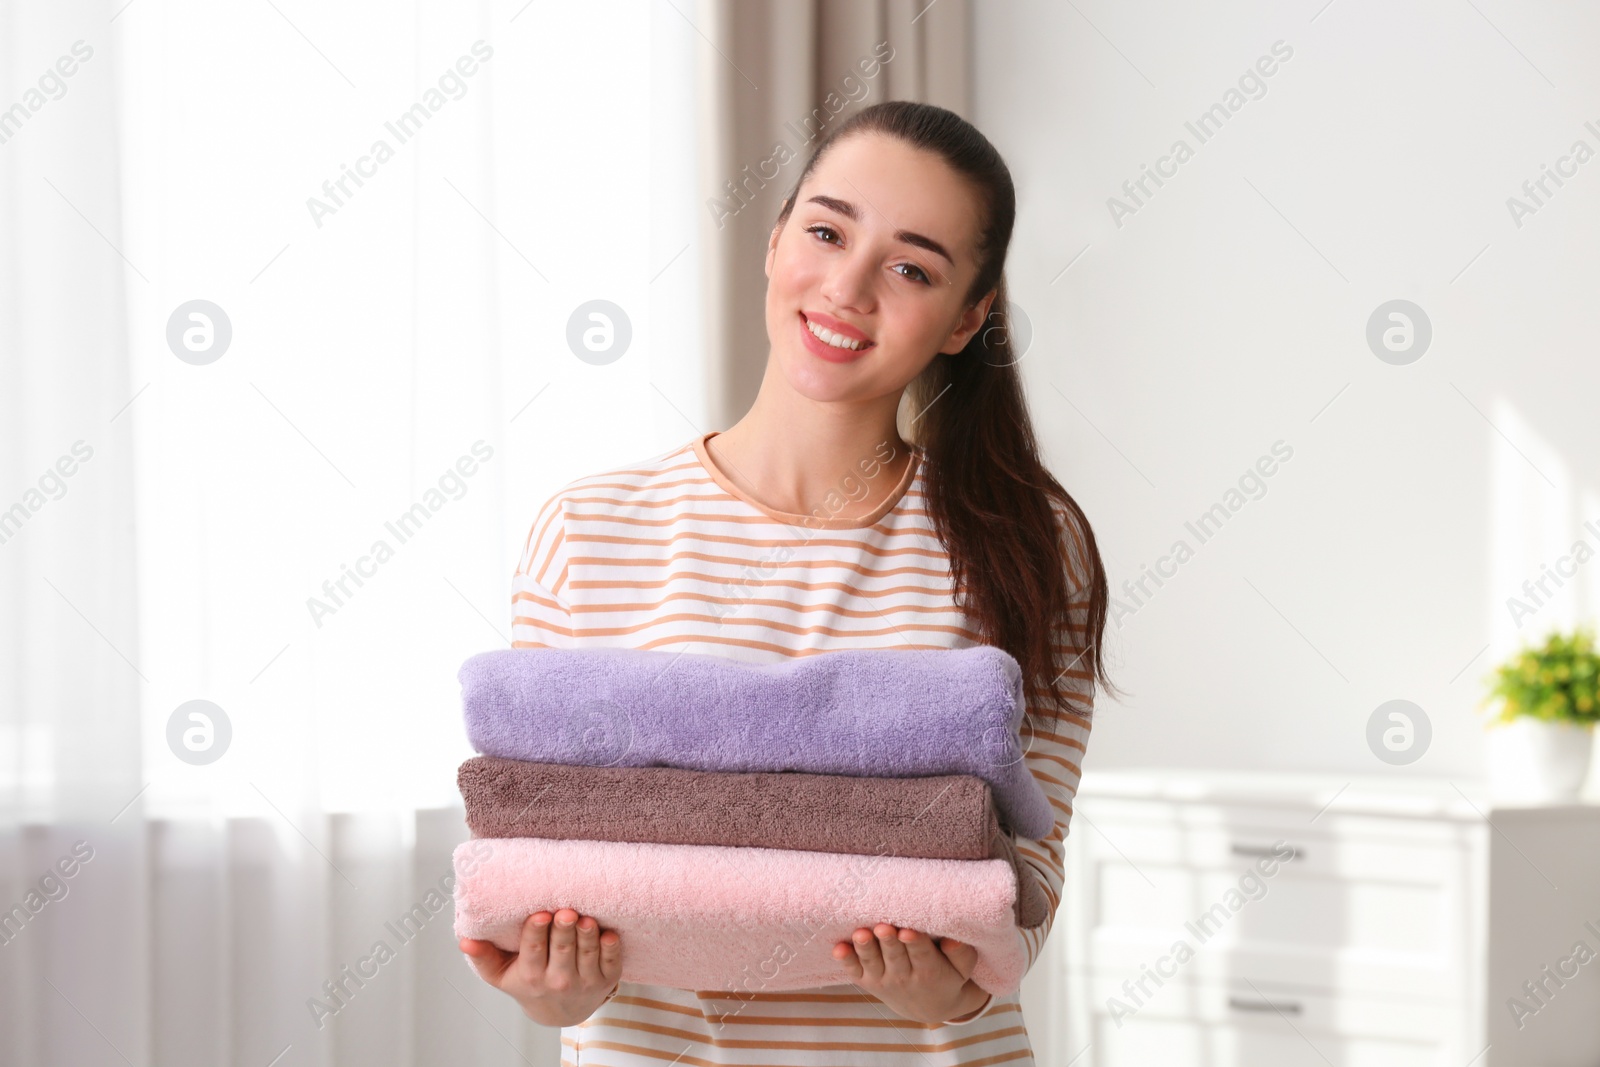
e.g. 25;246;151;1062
458;644;1053;838
451;837;1029;995
457;756;1048;928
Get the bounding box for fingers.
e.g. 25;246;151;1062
833;938;864;981
898;928;947;977
459;937;513;988
513;912;553;984
545;908;579;991
574;915;603;983
599;926;624;985
851;927;885;980
873;924;911;981
840;925;971;988
937;937;980;980
470;910;622;1000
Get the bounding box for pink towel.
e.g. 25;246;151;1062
452;837;1029;996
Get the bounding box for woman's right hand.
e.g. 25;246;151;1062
459;908;622;1027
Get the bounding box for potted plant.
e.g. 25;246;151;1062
1481;627;1599;803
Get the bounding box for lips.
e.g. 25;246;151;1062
802;310;874;346
797;312;874;363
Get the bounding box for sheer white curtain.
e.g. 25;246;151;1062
1;1;703;1063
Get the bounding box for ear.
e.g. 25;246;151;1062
938;289;999;356
765;203;787;279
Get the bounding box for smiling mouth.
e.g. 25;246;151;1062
801;313;875;352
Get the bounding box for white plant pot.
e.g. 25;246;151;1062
1485;717;1595;804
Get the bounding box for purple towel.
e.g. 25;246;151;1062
458;644;1054;839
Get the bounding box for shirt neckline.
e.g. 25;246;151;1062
690;430;922;530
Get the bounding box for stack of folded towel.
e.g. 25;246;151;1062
451;644;1052;997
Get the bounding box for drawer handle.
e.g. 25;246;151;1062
1230;842;1300;861
1228;996;1302;1015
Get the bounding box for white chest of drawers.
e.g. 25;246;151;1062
1020;771;1600;1067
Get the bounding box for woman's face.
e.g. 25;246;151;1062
763;131;995;405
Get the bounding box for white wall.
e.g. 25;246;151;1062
975;0;1600;779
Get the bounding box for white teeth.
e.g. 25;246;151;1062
805;317;868;350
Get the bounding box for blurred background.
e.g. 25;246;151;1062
4;0;1599;1064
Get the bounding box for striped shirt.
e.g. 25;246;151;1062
510;430;1095;1066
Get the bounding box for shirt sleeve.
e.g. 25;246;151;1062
944;502;1097;1028
1008;503;1097;976
512;491;576;649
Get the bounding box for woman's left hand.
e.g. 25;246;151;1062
832;923;986;1024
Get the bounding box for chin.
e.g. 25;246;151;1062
775;346;869;402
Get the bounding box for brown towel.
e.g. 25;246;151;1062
458;755;1049;928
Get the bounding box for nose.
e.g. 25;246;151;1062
821;247;876;314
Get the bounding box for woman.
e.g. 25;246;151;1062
460;99;1113;1065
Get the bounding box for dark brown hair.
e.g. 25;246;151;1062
774;100;1119;726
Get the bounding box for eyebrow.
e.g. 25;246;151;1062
804;195;955;266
